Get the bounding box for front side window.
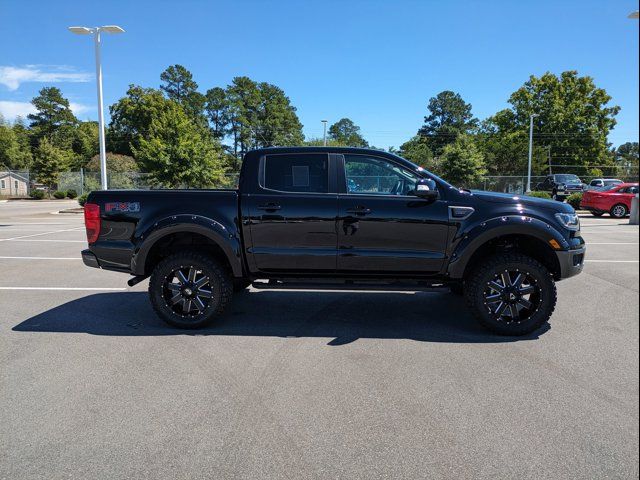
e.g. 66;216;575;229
263;154;328;193
344;155;419;196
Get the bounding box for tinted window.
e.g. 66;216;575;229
344;155;419;196
590;180;601;186
263;154;328;193
555;174;580;183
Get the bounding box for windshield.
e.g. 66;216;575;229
555;174;581;183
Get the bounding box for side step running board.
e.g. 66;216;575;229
251;279;449;292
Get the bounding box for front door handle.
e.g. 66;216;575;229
346;206;371;215
258;203;282;211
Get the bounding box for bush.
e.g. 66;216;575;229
53;190;67;199
525;191;552;199
78;193;89;206
29;190;45;200
66;189;78;199
566;192;583;210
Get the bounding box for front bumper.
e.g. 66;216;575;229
555;246;586;280
81;249;100;269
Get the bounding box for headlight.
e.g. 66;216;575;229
555;213;580;231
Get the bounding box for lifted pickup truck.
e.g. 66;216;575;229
82;147;586;335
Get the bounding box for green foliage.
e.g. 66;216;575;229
328;118;368;147
66;189;78;199
525;191;552;199
78;192;88;206
30;189;45;200
86;153;138;173
160;64;206;122
32;138;69;190
399;136;434;169
28;87;78;145
438;135;487;187
205;87;230;140
53;190;66;199
131;99;226;187
71;121;99;169
566;192;583;210
0;117;33;169
498;71;619;175
418;91;478;156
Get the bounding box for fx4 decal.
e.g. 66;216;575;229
105;202;140;213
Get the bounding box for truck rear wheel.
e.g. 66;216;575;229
149;251;232;329
465;253;556;336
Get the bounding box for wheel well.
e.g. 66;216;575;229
143;232;232;276
462;234;561;280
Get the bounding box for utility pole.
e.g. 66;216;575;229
526;113;539;192
321;120;328;146
69;25;125;190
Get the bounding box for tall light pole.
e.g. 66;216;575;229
321;120;328;146
68;25;124;190
526;113;539;193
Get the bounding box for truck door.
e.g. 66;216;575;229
337;154;449;275
245;152;338;273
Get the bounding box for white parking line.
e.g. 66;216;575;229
0;287;127;291
586;260;639;263
0;227;84;242
587;242;639;245
2;239;86;243
0;256;81;260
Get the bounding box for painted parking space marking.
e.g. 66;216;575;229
1;239;86;243
0;287;126;291
0;256;82;260
0;227;84;242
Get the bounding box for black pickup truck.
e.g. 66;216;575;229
82;147;586;335
535;174;585;201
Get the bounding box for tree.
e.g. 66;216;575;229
27;87;78;146
616;142;639;177
328;118;368;147
223;77;304;160
131;100;226;188
399;136;433;169
86;153;138;172
108;85;171;156
205;87;230;140
498;71;619;175
32;137;69;191
418;91;478;156
0;117;33;170
160;64;205;121
438;135;487;187
70;121;99;169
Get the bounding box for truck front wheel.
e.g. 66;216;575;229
465;253;557;336
149;251;232;329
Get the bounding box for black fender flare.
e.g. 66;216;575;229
446;215;568;279
131;214;243;277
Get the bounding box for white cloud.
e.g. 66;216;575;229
0;65;92;91
0;101;36;120
0;100;92;121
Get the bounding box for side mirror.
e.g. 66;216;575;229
414;178;439;200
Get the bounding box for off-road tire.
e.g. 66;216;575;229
149;251;232;329
465;253;557;336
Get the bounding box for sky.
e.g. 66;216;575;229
0;0;638;150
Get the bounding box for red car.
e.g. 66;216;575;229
581;182;639;218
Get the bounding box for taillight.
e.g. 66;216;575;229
84;203;101;244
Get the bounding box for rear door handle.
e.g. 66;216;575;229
346;207;371;215
258;203;281;211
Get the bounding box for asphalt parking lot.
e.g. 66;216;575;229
1;200;638;479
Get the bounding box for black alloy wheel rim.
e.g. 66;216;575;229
162;266;214;318
483;270;541;324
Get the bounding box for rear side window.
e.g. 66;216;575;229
263;154;328;193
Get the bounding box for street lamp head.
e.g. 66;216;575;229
628;11;639;19
68;26;93;35
101;25;125;34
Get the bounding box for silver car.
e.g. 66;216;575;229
584;178;623;191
